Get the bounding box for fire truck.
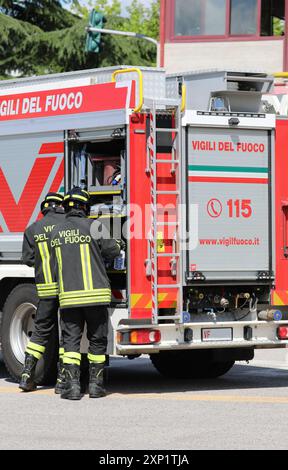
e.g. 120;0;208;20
0;66;287;384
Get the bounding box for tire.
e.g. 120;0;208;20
0;283;58;385
150;350;234;379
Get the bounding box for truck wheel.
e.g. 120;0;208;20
0;283;58;385
150;350;234;379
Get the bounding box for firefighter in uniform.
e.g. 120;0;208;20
19;192;65;393
50;187;121;400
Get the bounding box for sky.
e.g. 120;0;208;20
120;0;152;9
75;0;153;16
118;0;153;15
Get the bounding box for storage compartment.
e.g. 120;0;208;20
66;128;127;305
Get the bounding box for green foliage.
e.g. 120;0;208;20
0;0;159;79
72;0;121;18
73;0;160;40
273;17;285;36
0;0;77;30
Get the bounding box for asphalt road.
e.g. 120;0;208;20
0;352;288;451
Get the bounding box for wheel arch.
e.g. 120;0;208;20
0;276;35;311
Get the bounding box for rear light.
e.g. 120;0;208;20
130;329;161;345
277;326;288;340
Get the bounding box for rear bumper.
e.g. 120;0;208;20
116;320;288;355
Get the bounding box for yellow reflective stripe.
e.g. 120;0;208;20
60;288;111;295
61;296;111;303
39;242;52;284
45;196;63;202
88;353;105;363
63;351;81;365
26;349;42;360
64;352;81;360
55;247;64;293
37;289;58;295
37;282;58;289
85;244;93;290
60;297;111;304
80;244;89;290
37;286;58;292
27;341;45;353
60;297;111;307
59;289;110;299
37;290;58;295
39;242;49;284
38;293;57;298
71;194;88;202
37;282;58;297
59;347;65;358
64;194;88;202
43;242;52;283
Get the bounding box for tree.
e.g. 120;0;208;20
0;0;159;79
0;0;77;30
72;0;159;40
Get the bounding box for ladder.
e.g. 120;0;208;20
145;98;184;325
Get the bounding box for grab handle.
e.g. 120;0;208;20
112;68;143;113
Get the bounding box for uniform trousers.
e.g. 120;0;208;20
60;305;108;356
30;298;60;347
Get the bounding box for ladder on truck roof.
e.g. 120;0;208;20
145;98;184;325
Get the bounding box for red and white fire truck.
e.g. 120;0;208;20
0;66;287;384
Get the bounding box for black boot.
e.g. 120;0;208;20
61;364;81;400
89;362;106;398
19;353;38;392
54;359;65;395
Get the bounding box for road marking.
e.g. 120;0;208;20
112;393;288;404
0;387;288;404
0;386;54;395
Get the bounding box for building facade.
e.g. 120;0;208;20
160;0;288;74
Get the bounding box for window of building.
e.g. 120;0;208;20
261;0;285;36
174;0;226;37
230;0;257;35
172;0;285;39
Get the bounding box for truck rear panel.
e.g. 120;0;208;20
186;126;272;281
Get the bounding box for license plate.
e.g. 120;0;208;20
202;328;233;342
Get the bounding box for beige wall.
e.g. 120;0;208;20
164;41;283;74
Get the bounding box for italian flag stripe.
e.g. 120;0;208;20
189;176;268;184
188;165;268;184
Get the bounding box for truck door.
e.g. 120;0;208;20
186;127;272;282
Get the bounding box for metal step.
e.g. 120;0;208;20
155;284;181;289
155;160;180;164
155;128;179;133
155;190;180;195
144;98;181;108
156;222;179;226
156;253;180;257
158;316;181;321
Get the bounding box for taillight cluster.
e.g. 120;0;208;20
277;326;288;340
117;329;161;345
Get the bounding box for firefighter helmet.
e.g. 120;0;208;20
63;187;90;214
40;192;64;214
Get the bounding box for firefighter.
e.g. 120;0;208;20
50;187;121;400
19;192;65;393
